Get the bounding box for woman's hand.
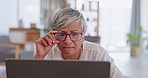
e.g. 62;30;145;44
34;31;60;59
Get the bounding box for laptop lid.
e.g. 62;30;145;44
6;59;110;78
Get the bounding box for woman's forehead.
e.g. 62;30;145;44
57;21;83;31
58;30;81;33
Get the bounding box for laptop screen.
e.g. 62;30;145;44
6;59;110;78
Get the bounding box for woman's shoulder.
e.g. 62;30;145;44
83;40;106;52
81;41;108;60
83;40;100;48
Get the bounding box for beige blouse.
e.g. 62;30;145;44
44;41;125;78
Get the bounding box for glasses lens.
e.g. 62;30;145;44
54;33;66;41
70;33;81;41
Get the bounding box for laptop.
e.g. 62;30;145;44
6;59;110;78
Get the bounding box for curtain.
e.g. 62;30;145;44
130;0;141;34
130;0;141;46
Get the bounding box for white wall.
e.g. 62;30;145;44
0;0;17;35
99;0;132;50
141;0;148;32
19;0;40;28
0;0;40;36
141;0;148;52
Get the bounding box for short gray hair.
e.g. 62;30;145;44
50;8;87;33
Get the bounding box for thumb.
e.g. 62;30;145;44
50;40;60;46
53;40;60;44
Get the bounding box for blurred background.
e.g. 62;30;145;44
0;0;148;78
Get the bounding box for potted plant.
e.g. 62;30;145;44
127;26;142;57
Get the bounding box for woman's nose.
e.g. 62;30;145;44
64;35;72;44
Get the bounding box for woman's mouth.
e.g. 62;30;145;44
63;47;74;48
63;47;74;50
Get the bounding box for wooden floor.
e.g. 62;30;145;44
0;63;5;66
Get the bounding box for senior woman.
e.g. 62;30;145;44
35;8;125;78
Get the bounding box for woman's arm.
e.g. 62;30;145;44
34;31;59;59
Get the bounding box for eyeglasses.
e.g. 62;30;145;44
53;32;83;41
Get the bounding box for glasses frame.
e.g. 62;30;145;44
53;32;83;41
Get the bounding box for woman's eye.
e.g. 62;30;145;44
71;33;78;36
59;33;66;36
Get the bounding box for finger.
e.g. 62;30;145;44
42;31;57;41
40;39;48;46
47;34;61;45
53;40;60;44
47;31;59;42
36;39;41;44
40;31;59;45
51;40;60;46
46;34;55;42
43;33;54;45
36;38;45;45
48;31;58;34
41;31;57;39
44;36;52;45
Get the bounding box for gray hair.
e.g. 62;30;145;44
50;8;87;33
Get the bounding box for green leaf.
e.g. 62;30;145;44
146;45;148;50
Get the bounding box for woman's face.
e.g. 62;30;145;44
56;21;84;56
